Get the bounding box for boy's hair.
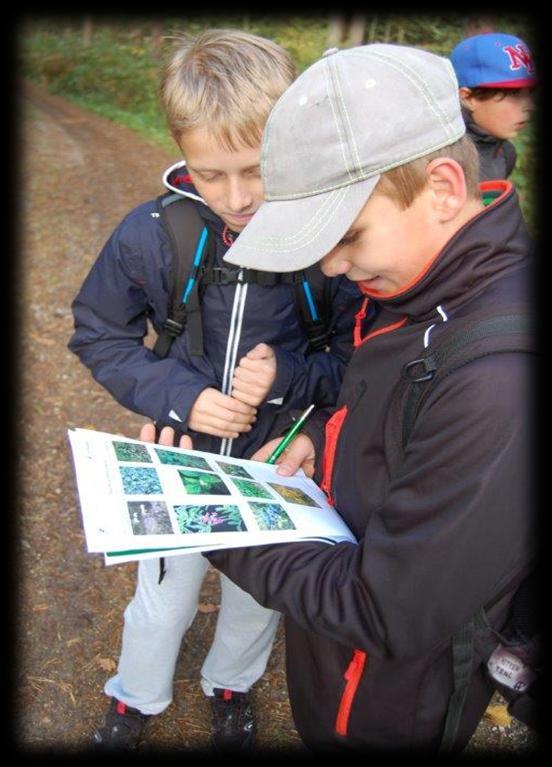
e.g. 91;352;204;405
462;86;535;102
375;135;481;210
160;29;297;150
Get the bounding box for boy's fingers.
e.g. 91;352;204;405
231;389;262;407
245;342;272;359
158;426;177;446
222;396;257;416
139;422;157;443
234;359;273;376
250;438;283;462
139;422;193;449
276;435;316;477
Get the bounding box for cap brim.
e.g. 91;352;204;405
477;78;537;88
223;176;380;273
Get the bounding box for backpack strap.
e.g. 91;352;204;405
439;609;488;754
154;193;333;357
393;312;535;753
153;193;211;358
293;267;333;352
400;313;533;447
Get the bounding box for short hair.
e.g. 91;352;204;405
375;135;481;209
463;85;536;102
160;29;297;150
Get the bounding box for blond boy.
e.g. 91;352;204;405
69;30;363;750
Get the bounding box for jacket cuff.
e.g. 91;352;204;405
162;377;216;429
265;346;297;403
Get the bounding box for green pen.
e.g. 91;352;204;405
266;404;315;465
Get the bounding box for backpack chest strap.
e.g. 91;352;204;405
198;266;304;286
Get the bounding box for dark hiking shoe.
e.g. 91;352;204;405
210;688;256;751
91;697;151;750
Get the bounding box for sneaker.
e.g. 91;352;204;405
210;688;256;751
91;697;151;749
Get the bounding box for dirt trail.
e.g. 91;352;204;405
15;80;537;756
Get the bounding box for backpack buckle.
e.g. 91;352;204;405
205;267;237;285
162;318;185;337
402;355;437;383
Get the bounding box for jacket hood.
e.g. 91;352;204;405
361;182;531;322
162;161;225;232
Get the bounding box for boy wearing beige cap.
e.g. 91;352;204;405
200;44;536;753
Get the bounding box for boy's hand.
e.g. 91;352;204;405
139;422;193;449
251;433;316;478
231;343;277;407
189;387;257;439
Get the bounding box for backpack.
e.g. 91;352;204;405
385;312;541;749
152;192;333;359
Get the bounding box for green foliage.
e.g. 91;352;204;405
18;14;537;230
119;466;162;494
232;478;274;499
113;440;152;463
177;469;230;495
174;503;246;533
154;448;211;469
249;501;295;531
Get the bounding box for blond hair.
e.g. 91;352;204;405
375;135;481;209
160;29;297;150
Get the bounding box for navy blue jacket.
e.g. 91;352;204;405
68;163;367;458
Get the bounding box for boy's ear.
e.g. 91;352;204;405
425;158;467;223
458;86;474;110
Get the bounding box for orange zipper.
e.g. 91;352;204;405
320;405;348;505
335;649;367;736
353;297;370;348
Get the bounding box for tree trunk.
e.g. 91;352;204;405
347;15;366;47
82;16;93;46
327;15;346;48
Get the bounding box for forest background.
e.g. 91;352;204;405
18;11;538;232
12;10;540;755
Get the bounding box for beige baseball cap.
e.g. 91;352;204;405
223;43;465;272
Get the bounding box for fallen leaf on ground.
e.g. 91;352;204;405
484;704;512;728
197;602;218;613
97;657;117;672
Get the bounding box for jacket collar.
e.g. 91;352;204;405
162;161;227;235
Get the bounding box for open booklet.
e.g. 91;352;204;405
67;428;356;565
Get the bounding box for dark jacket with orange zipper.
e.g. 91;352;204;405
206;182;535;753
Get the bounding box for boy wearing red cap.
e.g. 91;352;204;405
450;32;537;180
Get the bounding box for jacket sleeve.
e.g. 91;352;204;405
68;208;218;427
266;278;370;410
206;352;533;659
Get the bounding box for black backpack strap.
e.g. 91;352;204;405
153;194;210;358
395;312;535;752
185;228;217;357
294;265;333;352
400;313;533;447
439;609;488;753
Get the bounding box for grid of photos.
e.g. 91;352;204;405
110;438;323;540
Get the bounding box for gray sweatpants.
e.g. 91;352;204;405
104;554;280;715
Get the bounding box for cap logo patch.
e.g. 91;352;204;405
503;44;535;74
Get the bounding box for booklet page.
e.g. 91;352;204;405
68;428;356;564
